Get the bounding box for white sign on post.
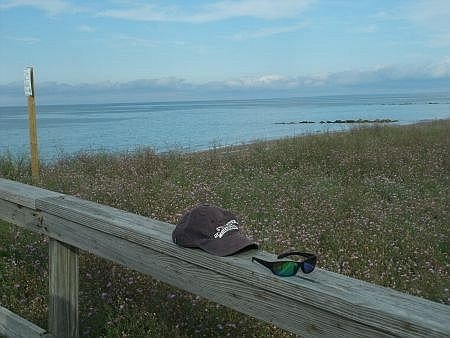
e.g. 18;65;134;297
24;67;33;97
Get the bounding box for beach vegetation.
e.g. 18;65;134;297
0;120;449;337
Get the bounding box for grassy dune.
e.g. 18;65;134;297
1;120;449;337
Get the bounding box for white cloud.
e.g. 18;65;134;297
8;36;40;44
403;0;450;45
402;0;450;24
426;57;450;78
427;32;450;48
376;0;450;48
77;24;95;33
98;4;174;22
374;0;450;25
222;59;450;90
360;25;377;34
98;0;315;23
2;60;450;105
225;74;288;88
328;60;450;84
231;22;308;40
0;0;76;15
113;34;156;48
192;0;315;22
301;73;329;87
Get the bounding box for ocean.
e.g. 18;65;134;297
1;92;449;161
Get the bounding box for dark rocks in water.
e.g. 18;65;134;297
381;102;414;106
276;119;398;125
274;121;315;124
319;119;398;124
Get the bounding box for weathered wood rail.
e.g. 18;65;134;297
0;178;449;337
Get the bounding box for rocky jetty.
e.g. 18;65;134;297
275;118;398;125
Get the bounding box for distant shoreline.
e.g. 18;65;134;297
191;118;450;157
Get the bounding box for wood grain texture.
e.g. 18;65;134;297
0;179;449;337
41;211;387;337
0;199;47;235
0;305;53;338
48;239;79;338
0;178;61;209
27;94;40;184
36;195;450;337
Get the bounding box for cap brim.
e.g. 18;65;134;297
198;232;259;256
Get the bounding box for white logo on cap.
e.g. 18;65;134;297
214;220;239;238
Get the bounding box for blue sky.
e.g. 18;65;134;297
1;0;450;105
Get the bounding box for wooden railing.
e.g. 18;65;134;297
0;177;449;337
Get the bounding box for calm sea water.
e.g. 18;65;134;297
1;93;449;161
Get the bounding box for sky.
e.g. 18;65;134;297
1;0;450;105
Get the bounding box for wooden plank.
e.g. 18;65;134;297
37;196;450;336
1;185;449;337
1;199;384;336
0;305;53;338
41;211;389;337
48;239;79;338
0;178;62;209
0;199;47;235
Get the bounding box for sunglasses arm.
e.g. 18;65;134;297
252;257;274;270
277;251;316;259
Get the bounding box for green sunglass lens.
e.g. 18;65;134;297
272;261;298;276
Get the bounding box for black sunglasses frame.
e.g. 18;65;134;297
252;251;317;276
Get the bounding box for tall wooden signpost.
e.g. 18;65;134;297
24;66;40;184
24;68;79;338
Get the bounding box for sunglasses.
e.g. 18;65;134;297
252;251;317;277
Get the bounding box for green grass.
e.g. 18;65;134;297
1;120;449;337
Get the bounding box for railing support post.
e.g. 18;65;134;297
49;238;79;338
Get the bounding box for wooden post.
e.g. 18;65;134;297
49;239;79;338
24;66;40;184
